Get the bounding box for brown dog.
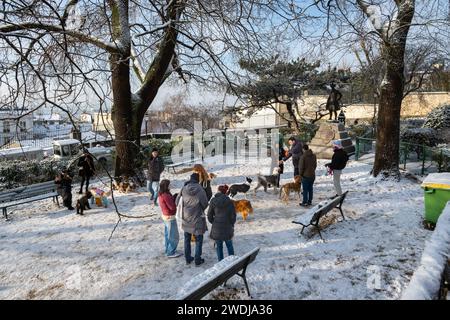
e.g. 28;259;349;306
113;175;138;193
76;192;93;215
279;175;302;203
232;199;254;221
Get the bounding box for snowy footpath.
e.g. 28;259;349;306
0;157;431;299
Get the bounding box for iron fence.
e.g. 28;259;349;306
355;137;450;175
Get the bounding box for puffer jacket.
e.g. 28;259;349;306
207;193;236;241
176;181;208;235
328;149;349;170
299;149;317;178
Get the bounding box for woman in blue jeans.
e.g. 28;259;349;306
207;185;237;261
147;148;165;206
158;180;182;258
298;144;317;206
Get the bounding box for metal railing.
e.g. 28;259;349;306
355;137;450;175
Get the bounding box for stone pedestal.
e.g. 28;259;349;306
309;121;355;159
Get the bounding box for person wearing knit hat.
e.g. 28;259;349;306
326;140;349;196
207;185;236;262
217;184;229;194
332;140;343;149
190;172;199;183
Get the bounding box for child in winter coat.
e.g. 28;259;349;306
158;179;182;258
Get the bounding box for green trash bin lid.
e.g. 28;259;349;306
421;172;450;190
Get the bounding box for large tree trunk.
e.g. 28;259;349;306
110;51;138;177
371;0;415;179
372;62;404;178
108;0;181;177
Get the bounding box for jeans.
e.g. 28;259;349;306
333;169;343;195
147;180;160;205
215;240;234;261
79;176;90;194
163;219;179;256
301;176;315;204
184;232;203;264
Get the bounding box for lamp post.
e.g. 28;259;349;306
144;116;149;138
338;109;346;126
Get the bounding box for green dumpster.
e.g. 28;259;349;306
421;173;450;224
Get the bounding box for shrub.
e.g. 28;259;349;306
141;138;176;157
400;128;441;147
423;104;450;130
0;157;76;191
348;123;374;139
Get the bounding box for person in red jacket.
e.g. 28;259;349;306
158;179;182;258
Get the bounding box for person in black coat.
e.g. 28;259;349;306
207;185;237;261
147;148;165;206
77;150;95;194
278;137;285;175
55;169;74;210
325;140;349;196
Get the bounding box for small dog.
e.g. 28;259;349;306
227;177;253;198
76;192;93;215
208;172;217;180
279;175;302;203
114;175;138;193
232;199;254;221
254;167;281;193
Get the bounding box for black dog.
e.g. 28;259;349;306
227;177;253;198
76;192;93;215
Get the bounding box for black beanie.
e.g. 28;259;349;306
190;173;199;183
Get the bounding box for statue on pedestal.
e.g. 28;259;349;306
326;83;342;121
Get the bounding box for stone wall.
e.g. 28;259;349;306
347;92;448;120
300;92;449;120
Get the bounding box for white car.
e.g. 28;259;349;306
52;139;113;168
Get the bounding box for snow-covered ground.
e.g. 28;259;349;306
0;156;432;300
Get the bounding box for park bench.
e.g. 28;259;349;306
0;181;60;220
175;247;260;300
292;191;348;240
163;156;201;173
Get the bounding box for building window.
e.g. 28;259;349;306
3;121;10;133
19;121;27;132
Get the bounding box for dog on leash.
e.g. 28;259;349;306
279;175;302;203
232;199;254;221
227;177;253;198
254;167;281;193
76;192;93;215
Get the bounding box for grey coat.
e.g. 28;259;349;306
207;193;236;241
176;182;209;235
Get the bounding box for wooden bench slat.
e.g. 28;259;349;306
1;192;58;208
176;247;260;300
1;181;60;219
292;191;348;240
